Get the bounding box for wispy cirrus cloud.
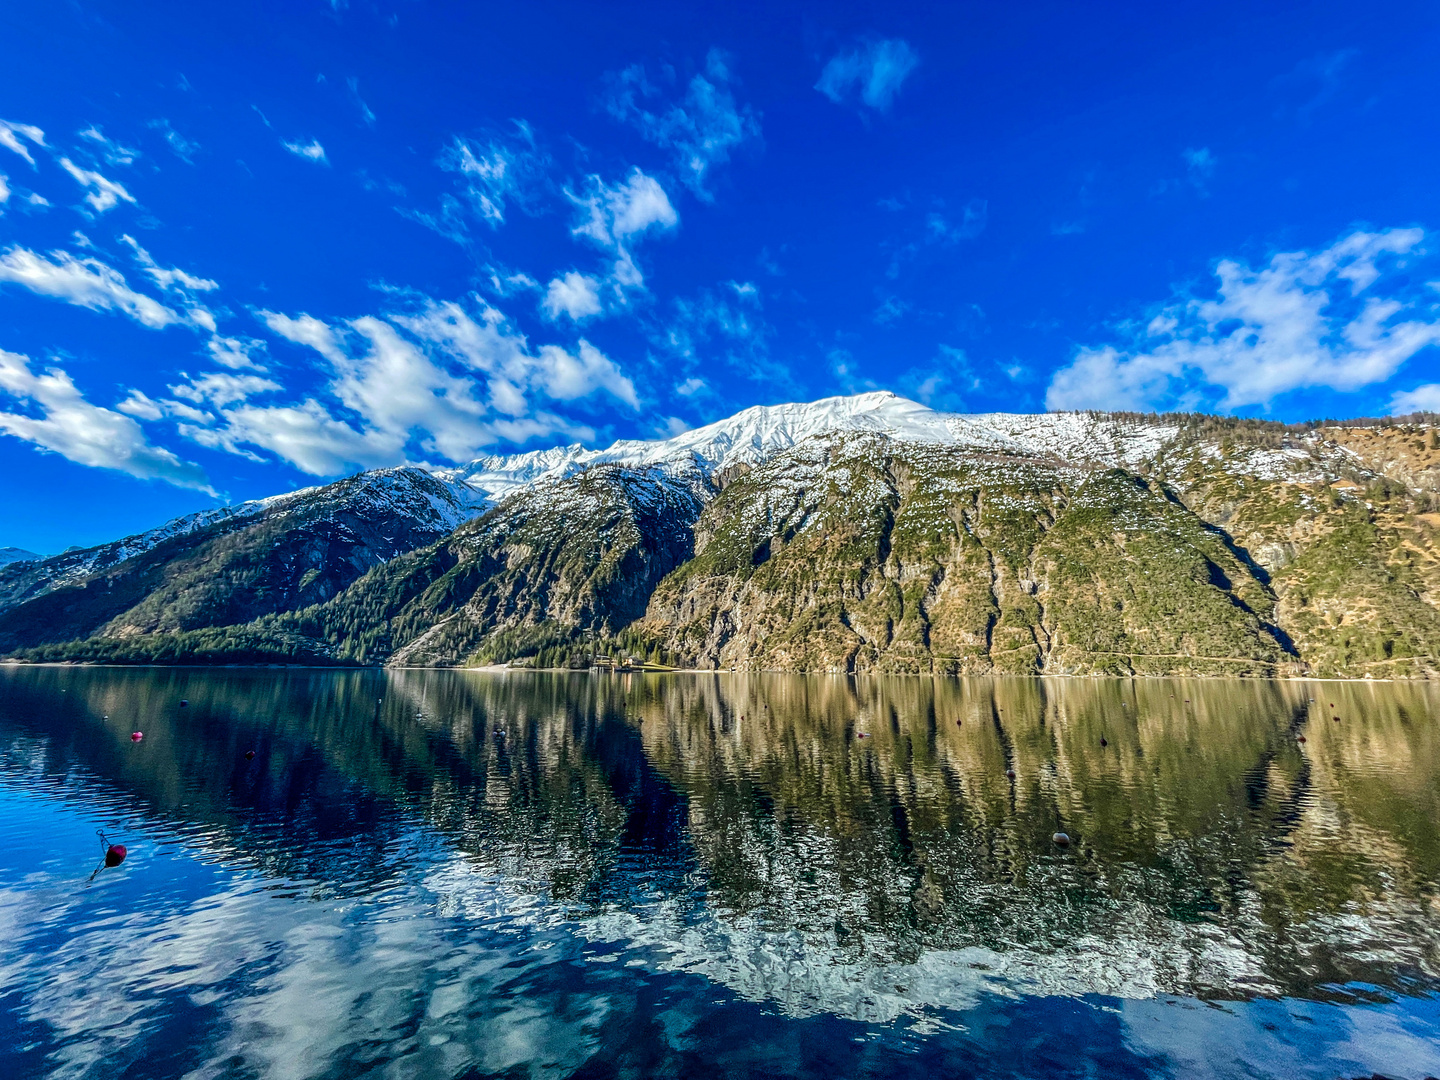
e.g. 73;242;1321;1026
656;280;792;391
0;119;45;166
79;125;139;167
0;245;181;328
58;158;135;213
281;138;328;164
605;49;760;201
402;125;550;243
120;234;218;295
816;39;919;113
148;118;200;163
0;348;213;491
1046;226;1440;411
438;126;548;228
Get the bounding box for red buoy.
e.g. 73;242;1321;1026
244;750;255;760
1006;768;1016;780
90;830;128;882
131;731;143;742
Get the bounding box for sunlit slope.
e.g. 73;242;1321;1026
3;400;1439;677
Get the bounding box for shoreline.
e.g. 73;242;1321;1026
1;658;1429;683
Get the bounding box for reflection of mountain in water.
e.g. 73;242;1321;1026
1;667;1436;1019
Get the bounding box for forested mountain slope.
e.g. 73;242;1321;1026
3;395;1438;678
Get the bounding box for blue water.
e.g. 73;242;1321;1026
0;666;1437;1079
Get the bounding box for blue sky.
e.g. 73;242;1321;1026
2;0;1440;554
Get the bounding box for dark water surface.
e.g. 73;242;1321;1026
0;667;1437;1079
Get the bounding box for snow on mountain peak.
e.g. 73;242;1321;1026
435;391;1178;509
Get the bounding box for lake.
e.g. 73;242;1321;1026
0;666;1437;1079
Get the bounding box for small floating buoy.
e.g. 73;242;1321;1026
1297;735;1307;743
1333;716;1340;722
244;750;255;760
1100;737;1108;747
130;731;143;742
857;732;870;739
90;830;127;882
179;700;188;708
1052;832;1071;847
956;719;962;726
1006;768;1016;780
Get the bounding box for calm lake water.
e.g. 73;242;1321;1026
0;667;1437;1080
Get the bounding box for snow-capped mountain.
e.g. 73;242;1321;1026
435;392;1182;508
0;548;39;568
4;393;1436;679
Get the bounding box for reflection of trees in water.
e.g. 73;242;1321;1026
619;674;1440;998
1;666;1436;999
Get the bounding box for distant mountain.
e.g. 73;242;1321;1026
0;548;39;568
3;393;1439;678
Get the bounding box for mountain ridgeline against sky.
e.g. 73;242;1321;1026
2;393;1439;678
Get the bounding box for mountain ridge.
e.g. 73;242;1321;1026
3;393;1439;677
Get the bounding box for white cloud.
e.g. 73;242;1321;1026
816;39;919;113
534;341;638;408
1046;227;1440;411
120;235;218;293
116;388;166;421
163;294;642;477
397;299;640;413
0;119;45;166
565;169;678;309
438;127;547;229
654;415;691;437
79;125;139;167
148;118;199;163
676;376;706;397
570;168;678;250
0;174;8;205
541;272;602;322
261;310;349;364
59;158;136;213
605;50;760;200
0;245;181;328
186;400;392;475
207;335;268;371
171;371;281;408
1390;384;1440;415
281;139;328;164
0;348;212;490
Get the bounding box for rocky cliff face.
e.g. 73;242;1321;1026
3;398;1439;678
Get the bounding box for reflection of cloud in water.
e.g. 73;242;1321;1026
0;842;607;1079
1120;995;1440;1080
